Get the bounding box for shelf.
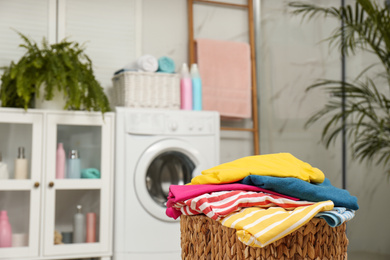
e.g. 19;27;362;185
50;179;104;190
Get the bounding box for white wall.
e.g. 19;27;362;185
142;0;390;257
141;0;254;163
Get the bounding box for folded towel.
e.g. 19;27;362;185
157;56;175;73
240;176;359;210
81;168;101;179
137;55;158;72
315;207;355;227
170;190;314;221
195;38;251;118
220;201;334;247
190;153;325;185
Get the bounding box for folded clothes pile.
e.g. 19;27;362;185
166;153;358;248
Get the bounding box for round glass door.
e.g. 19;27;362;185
134;139;206;222
146;151;195;207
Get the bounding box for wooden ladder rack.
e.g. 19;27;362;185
187;0;260;155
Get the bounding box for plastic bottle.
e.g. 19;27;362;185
14;147;28;179
86;212;96;243
56;143;66;179
0;210;12;247
73;205;85;243
67;150;81;179
0;152;9;179
180;63;192;110
190;63;202;111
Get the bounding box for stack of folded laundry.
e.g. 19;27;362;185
166;153;358;248
114;55;176;75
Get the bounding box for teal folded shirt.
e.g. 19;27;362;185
81;168;101;179
240;176;359;210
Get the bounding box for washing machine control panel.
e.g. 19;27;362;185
125;110;218;136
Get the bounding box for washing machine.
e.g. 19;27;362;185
114;107;220;260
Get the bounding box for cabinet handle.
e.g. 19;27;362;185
48;182;54;187
34;182;40;188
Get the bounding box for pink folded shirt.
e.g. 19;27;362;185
166;183;298;219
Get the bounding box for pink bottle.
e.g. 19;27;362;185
180;63;192;110
86;212;96;243
56;143;66;179
0;210;12;247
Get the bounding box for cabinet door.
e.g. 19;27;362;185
43;112;114;257
0;109;43;259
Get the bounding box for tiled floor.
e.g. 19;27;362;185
348;251;390;260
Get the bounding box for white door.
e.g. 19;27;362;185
43;111;114;257
0;109;43;259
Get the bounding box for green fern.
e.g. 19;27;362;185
289;0;390;171
0;31;110;113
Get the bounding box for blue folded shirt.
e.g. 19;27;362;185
240;176;359;210
315;207;355;227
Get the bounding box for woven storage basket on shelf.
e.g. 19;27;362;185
112;71;180;109
180;215;348;260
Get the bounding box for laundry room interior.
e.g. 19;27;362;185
0;0;390;260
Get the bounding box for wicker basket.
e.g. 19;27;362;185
180;215;348;260
112;71;180;109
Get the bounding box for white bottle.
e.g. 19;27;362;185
73;205;85;243
14;147;28;179
0;152;9;179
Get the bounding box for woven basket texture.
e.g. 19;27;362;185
112;71;180;109
180;215;348;260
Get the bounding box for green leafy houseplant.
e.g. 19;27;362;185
289;0;390;171
0;31;110;113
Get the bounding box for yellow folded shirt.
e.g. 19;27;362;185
191;153;325;185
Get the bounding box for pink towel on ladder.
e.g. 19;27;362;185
195;38;252;119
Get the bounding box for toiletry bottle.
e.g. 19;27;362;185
14;147;28;179
56;143;66;179
0;210;12;247
67;150;81;179
86;212;96;243
190;63;202;111
73;205;85;243
180;63;192;110
0;152;9;179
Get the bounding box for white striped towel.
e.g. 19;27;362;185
172;190;315;221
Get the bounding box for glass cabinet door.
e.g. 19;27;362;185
0;109;43;259
43;112;114;257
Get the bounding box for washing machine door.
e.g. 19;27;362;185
134;139;206;222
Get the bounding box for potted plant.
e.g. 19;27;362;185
0;31;110;113
288;0;390;172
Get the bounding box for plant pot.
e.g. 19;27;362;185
34;87;66;110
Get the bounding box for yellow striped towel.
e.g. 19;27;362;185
220;200;334;247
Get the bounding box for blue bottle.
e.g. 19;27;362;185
190;64;202;111
67;150;81;179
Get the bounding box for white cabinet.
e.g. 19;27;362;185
0;108;115;260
